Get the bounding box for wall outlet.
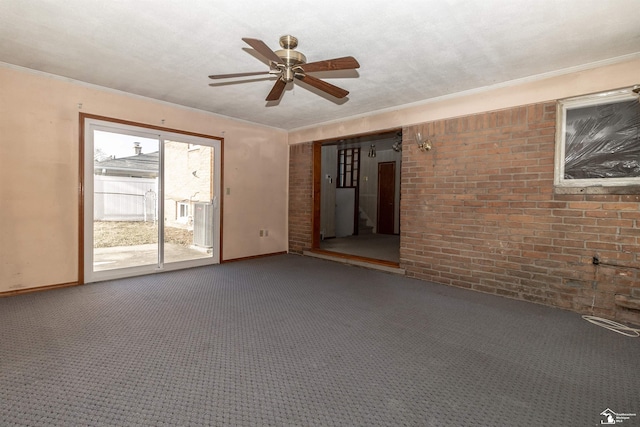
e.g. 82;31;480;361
265;229;268;237
259;229;264;237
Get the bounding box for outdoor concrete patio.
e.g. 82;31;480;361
94;244;212;270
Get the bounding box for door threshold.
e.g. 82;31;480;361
303;250;405;275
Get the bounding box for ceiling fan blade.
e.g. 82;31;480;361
296;74;349;98
266;78;287;101
242;37;282;64
299;56;360;73
209;71;271;79
209;77;276;87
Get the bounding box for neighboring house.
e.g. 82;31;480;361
93;144;214;229
94;151;159;222
95;151;159;179
163;142;214;230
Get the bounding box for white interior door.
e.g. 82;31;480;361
335;188;355;237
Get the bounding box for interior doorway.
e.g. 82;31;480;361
315;130;402;264
82;116;222;283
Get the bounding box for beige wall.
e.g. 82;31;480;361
0;65;288;293
288;56;640;144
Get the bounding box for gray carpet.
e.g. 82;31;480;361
1;254;638;426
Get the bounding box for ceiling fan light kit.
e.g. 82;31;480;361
209;35;360;102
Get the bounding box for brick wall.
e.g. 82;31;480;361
402;102;640;324
286;102;640;324
288;142;313;253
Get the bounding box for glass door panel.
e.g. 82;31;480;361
163;140;214;264
92;130;160;272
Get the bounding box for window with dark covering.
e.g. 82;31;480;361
556;87;640;187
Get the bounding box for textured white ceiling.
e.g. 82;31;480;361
1;0;639;130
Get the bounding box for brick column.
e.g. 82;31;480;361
288;142;313;253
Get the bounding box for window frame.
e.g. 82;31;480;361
177;202;189;219
555;86;640;188
337;147;360;188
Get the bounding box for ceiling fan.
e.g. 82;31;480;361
209;35;360;102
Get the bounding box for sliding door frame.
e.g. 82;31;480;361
79;113;224;284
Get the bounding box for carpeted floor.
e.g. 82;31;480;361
1;254;638;426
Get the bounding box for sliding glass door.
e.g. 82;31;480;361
84;118;221;282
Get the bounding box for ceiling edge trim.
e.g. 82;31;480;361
287;51;640;134
0;61;288;133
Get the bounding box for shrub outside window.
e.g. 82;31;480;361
555;87;640;187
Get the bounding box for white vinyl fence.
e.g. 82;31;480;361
94;175;158;221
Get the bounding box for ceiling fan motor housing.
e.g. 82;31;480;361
274;49;306;66
274;35;306;82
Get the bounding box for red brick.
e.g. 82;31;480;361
290;101;640;326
